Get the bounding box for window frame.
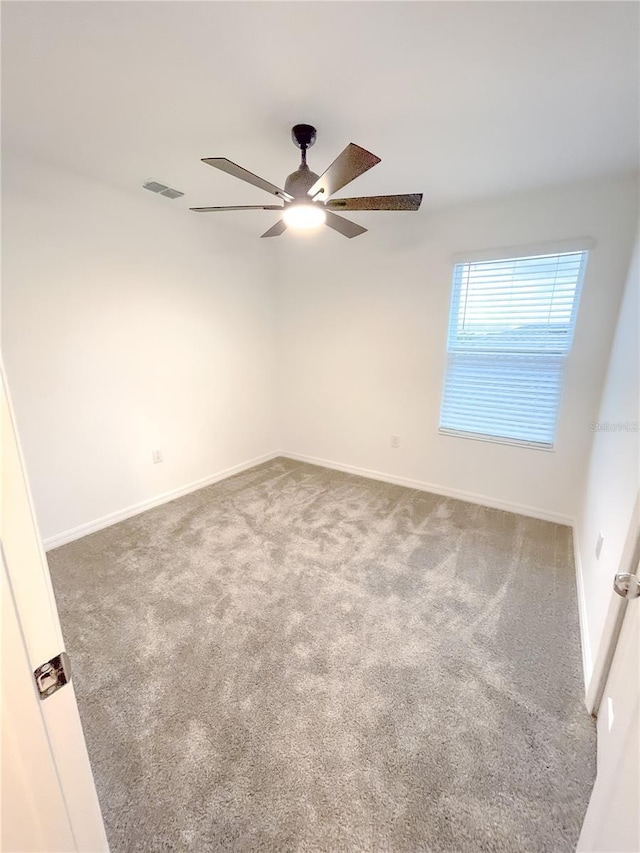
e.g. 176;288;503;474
438;243;591;451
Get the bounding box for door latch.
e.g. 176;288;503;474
34;652;71;699
613;573;640;600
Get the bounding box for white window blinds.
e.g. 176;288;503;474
439;250;587;448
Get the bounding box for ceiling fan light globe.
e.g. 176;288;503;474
283;203;326;230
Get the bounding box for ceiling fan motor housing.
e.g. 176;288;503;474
284;164;320;198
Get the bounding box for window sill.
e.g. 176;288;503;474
438;427;555;452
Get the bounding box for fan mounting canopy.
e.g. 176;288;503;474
291;124;317;150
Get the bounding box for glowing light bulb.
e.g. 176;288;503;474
282;203;327;230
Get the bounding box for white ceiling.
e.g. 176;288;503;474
2;1;638;229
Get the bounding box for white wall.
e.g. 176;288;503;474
3;159;637;559
2;154;278;543
277;174;638;522
575;234;639;681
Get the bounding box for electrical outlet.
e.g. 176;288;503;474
595;531;604;559
152;449;163;464
390;435;400;448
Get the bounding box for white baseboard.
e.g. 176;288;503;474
43;451;279;551
572;529;593;697
279;450;574;526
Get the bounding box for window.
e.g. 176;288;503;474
439;250;587;449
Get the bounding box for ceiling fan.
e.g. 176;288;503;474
190;124;423;239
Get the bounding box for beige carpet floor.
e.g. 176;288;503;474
48;457;595;852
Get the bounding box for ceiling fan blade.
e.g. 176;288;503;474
260;219;288;238
324;211;367;239
190;205;283;212
202;158;293;201
308;144;381;200
327;193;423;212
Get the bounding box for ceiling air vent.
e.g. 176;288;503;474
159;187;184;200
143;180;184;199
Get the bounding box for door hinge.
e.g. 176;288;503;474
613;573;640;600
34;652;71;699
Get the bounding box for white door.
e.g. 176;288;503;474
577;557;640;853
1;368;109;852
2;549;77;852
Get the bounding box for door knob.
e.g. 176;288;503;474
613;573;640;599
